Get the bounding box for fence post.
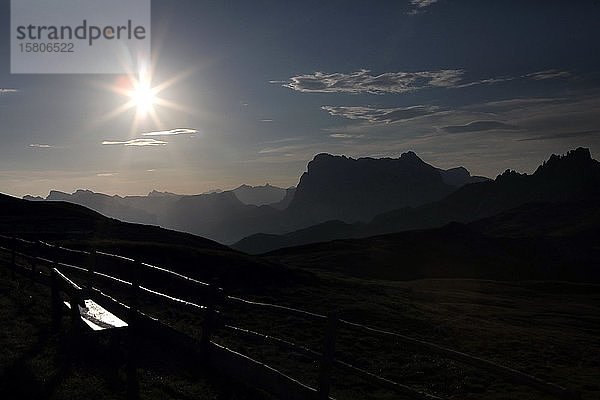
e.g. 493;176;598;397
200;282;219;359
69;289;82;335
129;259;141;323
86;249;96;297
51;268;62;330
30;242;39;281
127;260;141;400
10;236;16;278
317;311;338;400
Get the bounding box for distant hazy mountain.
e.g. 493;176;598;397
46;189;157;225
23;151;487;244
270;187;296;210
159;191;283;243
234;148;600;254
22;195;44;201
24;185;293;243
172;151;485;243
23;184;290;241
232;184;289;206
201;188;223;195
147;190;181;198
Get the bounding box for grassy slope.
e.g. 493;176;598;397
227;270;600;400
264;222;600;282
0;193;224;248
0;193;299;289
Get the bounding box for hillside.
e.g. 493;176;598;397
0;193;292;288
470;200;600;239
263;221;599;282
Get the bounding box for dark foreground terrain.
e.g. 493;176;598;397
0;264;276;400
0;191;598;399
1;251;598;400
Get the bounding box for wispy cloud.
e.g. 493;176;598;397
141;128;198;136
322;105;439;123
442;120;520;134
277;68;572;95
524;69;571;81
518;129;600;142
261;137;305;145
260;119;274;122
256;142;320;158
454;76;516;88
412;0;439;5
329;133;365;139
102;138;167;147
408;0;440;15
0;88;19;95
472;97;566;110
102;128;195;149
258;146;296;154
454;69;571;88
28;144;55;149
276;69;464;94
304;92;600;178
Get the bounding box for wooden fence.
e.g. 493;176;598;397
0;234;581;400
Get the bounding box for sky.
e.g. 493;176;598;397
1;0;600;197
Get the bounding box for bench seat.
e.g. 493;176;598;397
64;299;128;331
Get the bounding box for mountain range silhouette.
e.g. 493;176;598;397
23;152;487;243
234;147;600;253
4;147;599;282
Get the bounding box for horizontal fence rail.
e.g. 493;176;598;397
224;324;322;360
0;234;582;400
226;295;327;319
334;359;442;400
338;318;580;399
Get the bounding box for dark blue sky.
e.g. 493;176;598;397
1;0;600;196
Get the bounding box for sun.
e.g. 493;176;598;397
125;64;158;119
130;79;157;117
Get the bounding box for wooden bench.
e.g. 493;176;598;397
52;267;128;335
64;299;128;331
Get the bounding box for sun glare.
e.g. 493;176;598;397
131;80;156;117
94;56;196;136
